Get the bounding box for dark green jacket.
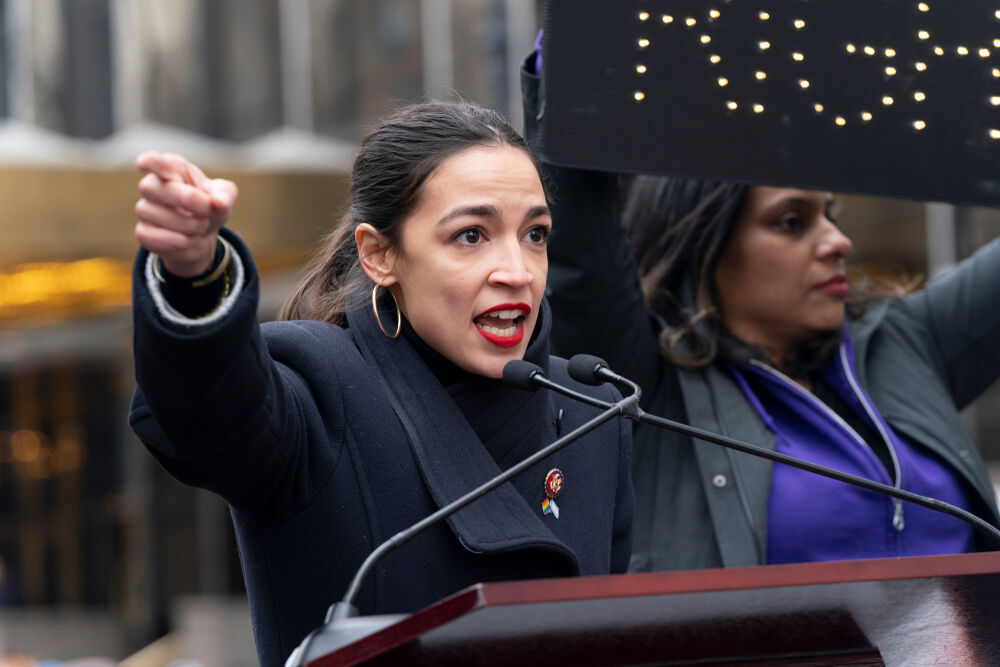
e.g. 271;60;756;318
523;64;1000;571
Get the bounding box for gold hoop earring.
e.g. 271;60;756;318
372;283;402;339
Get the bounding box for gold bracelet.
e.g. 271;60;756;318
152;255;167;283
191;240;231;288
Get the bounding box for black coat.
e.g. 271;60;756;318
129;230;634;667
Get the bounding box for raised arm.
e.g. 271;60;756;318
889;237;1000;409
521;58;662;398
128;153;340;516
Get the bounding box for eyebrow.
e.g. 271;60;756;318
437;203;551;225
760;196;833;217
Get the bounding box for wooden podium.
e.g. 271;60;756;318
307;551;1000;666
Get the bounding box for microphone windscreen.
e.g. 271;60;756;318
567;354;609;386
502;360;544;391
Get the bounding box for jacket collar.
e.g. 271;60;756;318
346;296;579;570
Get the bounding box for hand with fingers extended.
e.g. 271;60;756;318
134;151;239;278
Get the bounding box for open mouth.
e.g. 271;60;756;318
474;303;530;348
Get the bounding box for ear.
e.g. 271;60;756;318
355;223;398;285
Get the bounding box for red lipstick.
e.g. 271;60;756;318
474;303;531;348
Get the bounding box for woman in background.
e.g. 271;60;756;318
129;102;632;666
522;55;1000;573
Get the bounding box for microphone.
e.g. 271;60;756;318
504;359;619;410
568;354;642;399
564;355;1000;549
285;360;640;666
501;359;545;390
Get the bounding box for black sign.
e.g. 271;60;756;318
540;0;1000;206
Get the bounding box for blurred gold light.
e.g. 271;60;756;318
0;258;133;323
759;40;771;50
934;46;944;55
915;61;927;71
990;128;1000;139
835;116;846;126
639;11;649;20
846;43;857;53
957;45;969;55
794;19;806;29
991;96;1000;105
753;103;765;113
759;11;770;20
727;100;738;110
882;96;894;105
634;91;645;101
918;30;930;40
663;14;674;23
701;34;712;44
11;430;42;463
685;17;696;26
755;70;767;80
995;39;1000;48
792;52;804;61
710;54;721;63
636;64;647;73
913;120;926;130
885;66;897;75
914;91;926;101
885;48;897;57
861;111;873;121
718;77;729;86
918;2;929;10
799;79;810;88
980;48;991;57
709;9;721;18
814;103;824;112
638;38;650;47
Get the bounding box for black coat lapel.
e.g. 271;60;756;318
347;298;578;569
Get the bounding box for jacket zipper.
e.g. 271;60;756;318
749;355;905;534
837;346;905;533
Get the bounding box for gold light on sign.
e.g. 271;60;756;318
632;5;1000;139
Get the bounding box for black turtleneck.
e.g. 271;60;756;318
400;314;549;470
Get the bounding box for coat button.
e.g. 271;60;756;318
712;474;728;488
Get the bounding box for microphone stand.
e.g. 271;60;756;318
285;384;640;666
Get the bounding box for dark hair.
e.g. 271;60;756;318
623;175;855;376
278;102;538;324
622;175;753;369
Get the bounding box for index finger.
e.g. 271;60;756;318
135;151;211;190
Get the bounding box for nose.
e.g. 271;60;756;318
487;239;534;288
817;218;853;261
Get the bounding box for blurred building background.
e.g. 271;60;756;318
0;1;997;665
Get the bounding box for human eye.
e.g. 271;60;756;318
773;213;805;235
454;227;484;246
523;224;551;245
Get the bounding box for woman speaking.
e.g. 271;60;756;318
128;102;633;666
